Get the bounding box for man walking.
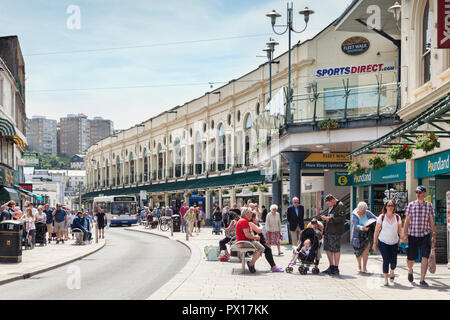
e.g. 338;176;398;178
321;194;346;275
43;204;53;243
53;203;67;244
180;202;189;233
402;185;436;287
286;197;305;247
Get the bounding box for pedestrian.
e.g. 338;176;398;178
222;206;231;228
286;197;305;247
165;206;173;217
52;203;67;244
43;203;53;243
194;206;202;233
1;202;12;221
320;194;346;275
22;207;36;249
212;206;222;234
218;212;239;261
72;211;89;243
64;209;71;241
82;211;92;242
402;185;436;287
373;200;403;286
351;201;377;274
249;212;284;272
179;202;189;233
261;205;268;222
69;210;77;239
36;205;47;223
230;204;241;217
184;207;196;237
265;204;283;255
235;208;265;273
95;206;106;239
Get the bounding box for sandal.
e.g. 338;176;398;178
272;267;284;273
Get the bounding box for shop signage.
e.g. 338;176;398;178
352;162;406;186
315;61;395;78
437;0;450;48
447;191;450;268
335;172;352;186
19;183;33;192
341;36;370;55
303;152;350;169
414;150;450;179
21;152;39;166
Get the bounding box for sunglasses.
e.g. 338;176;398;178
386;204;395;207
415;191;423;194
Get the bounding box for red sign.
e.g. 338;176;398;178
19;183;33;192
437;0;450;48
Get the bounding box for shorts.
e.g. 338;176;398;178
323;233;341;253
237;240;265;253
53;222;65;233
46;223;53;235
407;234;431;261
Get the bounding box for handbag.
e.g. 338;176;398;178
204;245;220;261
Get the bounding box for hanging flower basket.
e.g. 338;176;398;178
185;192;192;198
249;186;258;192
415;132;440;152
210;190;217;197
235;188;242;194
157;194;163;200
346;162;366;176
368;153;387;171
387;144;413;163
318;118;339;131
221;189;229;195
259;185;269;192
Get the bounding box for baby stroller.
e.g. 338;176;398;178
35;222;47;246
286;228;321;275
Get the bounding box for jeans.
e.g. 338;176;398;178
214;221;221;233
378;240;398;274
181;219;186;232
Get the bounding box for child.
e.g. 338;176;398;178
288;239;312;267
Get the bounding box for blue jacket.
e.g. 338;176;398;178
351;209;377;248
71;216;85;231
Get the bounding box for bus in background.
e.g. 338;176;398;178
93;195;138;226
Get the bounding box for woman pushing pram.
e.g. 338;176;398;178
286;218;324;275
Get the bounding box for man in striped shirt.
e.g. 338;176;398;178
402;185;436;287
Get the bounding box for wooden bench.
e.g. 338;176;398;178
230;241;257;274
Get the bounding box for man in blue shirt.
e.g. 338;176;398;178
43;203;54;243
72;211;89;242
53;203;67;244
82;212;92;242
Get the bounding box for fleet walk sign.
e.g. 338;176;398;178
302;153;350;169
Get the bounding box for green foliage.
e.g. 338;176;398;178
221;189;229;195
415;132;440;152
387;145;413;163
368;154;387;171
249;186;258;192
346;162;366;176
235;187;242;194
37;154;71;170
318;118;339;131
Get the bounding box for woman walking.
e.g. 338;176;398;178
351;202;377;273
265;204;283;255
185;207;197;237
373;200;403;286
22;207;36;249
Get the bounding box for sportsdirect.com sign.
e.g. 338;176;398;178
315;61;395;78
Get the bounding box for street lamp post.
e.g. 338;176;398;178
266;3;314;124
263;38;279;101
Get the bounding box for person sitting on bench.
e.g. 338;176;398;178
72;211;89;243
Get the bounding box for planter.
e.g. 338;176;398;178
249;186;258;192
415;132;440;153
235;188;242;194
318;118;339;131
368;154;387;171
346;162;366;176
221;190;229;195
387;145;413;163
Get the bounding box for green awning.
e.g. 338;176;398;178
82;170;266;200
14;185;43;201
349;93;450;156
0;186;20;203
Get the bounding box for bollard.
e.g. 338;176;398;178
170;218;173;237
95;222;98;243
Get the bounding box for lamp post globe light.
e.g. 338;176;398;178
263;38;279;101
266;2;314;124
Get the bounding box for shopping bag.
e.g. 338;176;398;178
428;245;436;274
204;245;220;261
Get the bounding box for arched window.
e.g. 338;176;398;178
175;138;182;177
116;156;121;185
422;0;431;84
244;113;252;166
158;143;164;179
129;153;135;184
143;148;148;181
195;132;202;174
218;124;226;171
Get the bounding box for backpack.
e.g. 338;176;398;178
379;214;400;232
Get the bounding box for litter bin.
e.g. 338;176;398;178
172;215;181;232
0;220;23;263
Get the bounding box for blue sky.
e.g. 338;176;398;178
0;0;353;130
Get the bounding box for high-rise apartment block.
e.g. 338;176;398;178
26;116;57;155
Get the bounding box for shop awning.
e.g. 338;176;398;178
14;185;43;201
0;186;20;203
349;93;450;157
0;117;28;148
82;170;267;200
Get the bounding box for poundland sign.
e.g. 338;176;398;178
353;162;406;186
415;150;450;178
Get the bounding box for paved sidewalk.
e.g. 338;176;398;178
126;225;450;300
0;238;106;285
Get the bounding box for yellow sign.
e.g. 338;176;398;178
338;176;349;186
305;153;350;163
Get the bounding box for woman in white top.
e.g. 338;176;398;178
373;200;403;286
35;205;47;223
22;207;36;249
265;204;283;255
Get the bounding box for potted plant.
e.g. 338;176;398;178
249;185;258;192
221;189;229;195
259;185;269;192
157;194;163;200
210;190;217;197
368;153;387;171
185;192;192;198
346;162;366;176
387;144;413;163
415;132;440;152
318;118;339;132
235;187;242;194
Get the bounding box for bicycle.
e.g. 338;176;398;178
159;216;172;232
